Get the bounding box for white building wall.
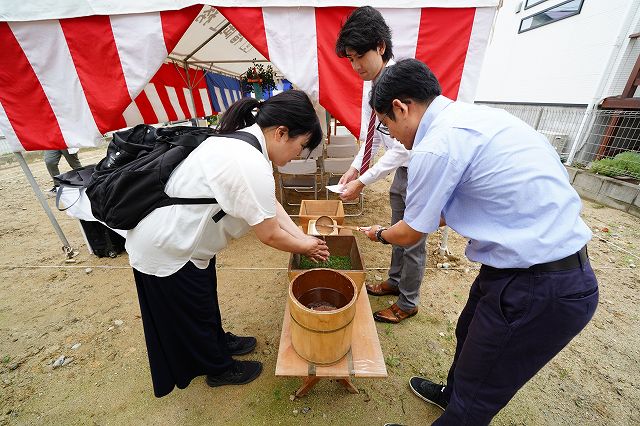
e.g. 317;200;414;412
606;20;640;97
475;0;635;104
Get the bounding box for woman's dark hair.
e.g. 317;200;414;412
335;6;393;63
217;90;323;153
370;58;441;120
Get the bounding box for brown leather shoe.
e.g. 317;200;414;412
373;303;418;324
366;281;400;296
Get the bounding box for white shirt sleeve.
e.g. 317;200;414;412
205;148;276;226
358;132;410;185
404;150;465;234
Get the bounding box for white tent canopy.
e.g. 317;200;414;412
0;1;497;255
1;1;500;22
169;7;271;78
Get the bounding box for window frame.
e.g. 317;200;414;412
524;0;548;10
519;0;585;34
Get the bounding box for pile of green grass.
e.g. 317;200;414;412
590;152;640;178
298;255;352;270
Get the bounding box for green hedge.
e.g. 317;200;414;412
590;152;640;178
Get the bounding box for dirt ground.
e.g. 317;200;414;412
0;148;639;426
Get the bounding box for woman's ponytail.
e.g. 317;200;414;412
216;98;260;133
216;90;323;153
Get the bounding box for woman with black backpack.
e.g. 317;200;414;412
125;90;329;398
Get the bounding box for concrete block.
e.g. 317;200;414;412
628;204;640;219
593;193;630;212
599;180;639;204
564;166;579;183
573;186;597;203
573;171;603;195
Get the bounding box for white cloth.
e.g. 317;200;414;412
351;59;410;186
126;124;276;277
404;96;592;268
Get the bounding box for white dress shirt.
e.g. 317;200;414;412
351;59;410;186
404;96;592;268
126;124;276;277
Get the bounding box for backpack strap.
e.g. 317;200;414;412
162;130;263;223
215;131;262;153
161;128;262;152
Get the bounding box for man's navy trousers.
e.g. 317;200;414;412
435;254;598;425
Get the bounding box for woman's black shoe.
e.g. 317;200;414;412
225;332;257;355
206;360;262;387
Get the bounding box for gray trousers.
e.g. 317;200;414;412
388;166;427;311
44;150;82;184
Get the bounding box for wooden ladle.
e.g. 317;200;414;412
315;215;367;235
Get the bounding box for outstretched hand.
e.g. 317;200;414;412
338;167;359;186
303;236;330;262
363;225;383;242
339;179;364;201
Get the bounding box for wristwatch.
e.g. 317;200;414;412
375;227;390;244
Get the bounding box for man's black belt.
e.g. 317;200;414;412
482;245;588;273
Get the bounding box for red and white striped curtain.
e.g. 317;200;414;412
0;5;494;152
219;6;494;141
122;63;213;127
0;6;201;152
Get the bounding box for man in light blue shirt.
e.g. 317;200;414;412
364;59;598;425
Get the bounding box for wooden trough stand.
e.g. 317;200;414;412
275;289;387;397
278;236;387;397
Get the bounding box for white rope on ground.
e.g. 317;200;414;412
595;237;640;261
583;217;640;260
0;265;636;271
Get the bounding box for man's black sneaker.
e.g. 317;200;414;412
206;360;262;387
409;376;448;410
225;332;257;355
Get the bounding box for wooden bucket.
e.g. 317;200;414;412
288;269;357;365
289;236;366;295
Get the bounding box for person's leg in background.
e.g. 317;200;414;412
43;150;62;192
371;167;427;323
61;149;82;170
394;166;427;314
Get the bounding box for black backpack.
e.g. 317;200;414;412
85;124;261;230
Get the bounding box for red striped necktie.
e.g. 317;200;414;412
360;110;376;174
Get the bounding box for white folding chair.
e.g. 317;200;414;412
305;141;325;160
327;143;359;158
328;134;357;146
277;159;320;206
323;157;364;216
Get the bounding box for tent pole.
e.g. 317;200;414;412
183;61;200;125
184;22;230;62
182;21;231;125
13;152;76;258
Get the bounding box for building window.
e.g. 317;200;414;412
524;0;547;10
519;0;584;33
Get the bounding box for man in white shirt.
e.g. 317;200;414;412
365;59;598;425
335;6;427;324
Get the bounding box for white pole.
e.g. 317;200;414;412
438;226;450;257
14;152;76;258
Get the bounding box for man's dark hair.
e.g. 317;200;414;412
369;58;441;120
335;6;393;62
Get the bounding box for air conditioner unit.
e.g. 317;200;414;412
538;130;569;154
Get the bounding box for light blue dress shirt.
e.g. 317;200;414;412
404;96;592;268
